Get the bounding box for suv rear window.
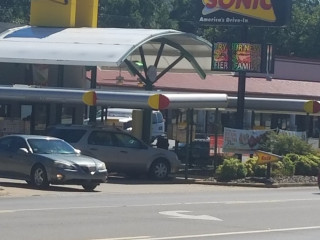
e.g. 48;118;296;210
46;128;86;143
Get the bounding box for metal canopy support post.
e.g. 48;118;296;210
185;109;191;180
156;55;184;80
154;38;206;79
125;43;185;143
236;26;248;161
56;65;64;124
142;69;153;144
154;43;165;68
122;37;208;143
139;46;149;80
124;59;146;83
236;71;246;129
89;66;97;123
138;46;153;143
213;108;219;172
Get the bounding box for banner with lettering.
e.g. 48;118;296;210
223;127;269;152
278;129;307;141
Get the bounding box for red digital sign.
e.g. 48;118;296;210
212;42;273;73
232;43;261;72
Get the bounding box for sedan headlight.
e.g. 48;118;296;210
96;162;106;171
54;161;77;170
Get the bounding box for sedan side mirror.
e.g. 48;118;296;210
75;149;81;154
18;148;29;155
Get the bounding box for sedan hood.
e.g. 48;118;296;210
39;153;101;165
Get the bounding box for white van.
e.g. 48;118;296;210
85;108;165;140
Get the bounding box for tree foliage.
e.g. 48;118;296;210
98;0;177;29
259;131;315;156
0;0;30;24
0;0;320;58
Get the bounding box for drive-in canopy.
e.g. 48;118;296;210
0;85;228;110
0;25;212;79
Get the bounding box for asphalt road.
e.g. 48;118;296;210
0;178;319;240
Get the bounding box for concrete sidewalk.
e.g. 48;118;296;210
1;173;318;197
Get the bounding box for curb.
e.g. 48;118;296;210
0;187;7;196
176;173;319;188
193;180;318;188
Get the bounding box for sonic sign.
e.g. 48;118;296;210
199;0;292;26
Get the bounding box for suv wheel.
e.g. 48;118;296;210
149;159;170;180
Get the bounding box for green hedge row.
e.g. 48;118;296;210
216;153;320;181
216;132;320;181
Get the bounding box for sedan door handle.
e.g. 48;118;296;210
120;150;128;154
89;148;98;151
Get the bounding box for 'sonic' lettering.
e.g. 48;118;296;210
205;0;272;10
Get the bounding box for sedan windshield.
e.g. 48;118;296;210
28;139;76;154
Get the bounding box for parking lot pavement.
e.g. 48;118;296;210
0;178;88;197
0;176;197;197
2;173;317;197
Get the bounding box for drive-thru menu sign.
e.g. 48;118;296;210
198;0;292;26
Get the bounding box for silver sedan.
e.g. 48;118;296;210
0;135;107;191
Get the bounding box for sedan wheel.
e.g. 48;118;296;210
82;183;98;192
31;165;49;189
150;160;169;180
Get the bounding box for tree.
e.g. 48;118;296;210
0;0;30;24
98;0;176;29
1;0;320;59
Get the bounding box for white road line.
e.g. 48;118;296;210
159;210;223;221
91;236;150;240
94;226;320;240
0;198;318;214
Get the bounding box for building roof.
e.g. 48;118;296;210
93;69;320;101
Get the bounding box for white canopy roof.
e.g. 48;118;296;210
0;26;212;76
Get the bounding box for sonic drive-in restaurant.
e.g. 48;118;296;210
198;0;292;26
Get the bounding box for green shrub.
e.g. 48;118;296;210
271;156;295;177
260;131;315;156
237;163;247;179
280;156;296;176
270;161;283;177
295;155;319;176
216;158;247;181
244;157;258;177
305;154;320;167
285;153;301;162
254;164;267;177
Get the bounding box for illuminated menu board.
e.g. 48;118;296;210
213;42;230;71
212;42;272;73
232;43;261;72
